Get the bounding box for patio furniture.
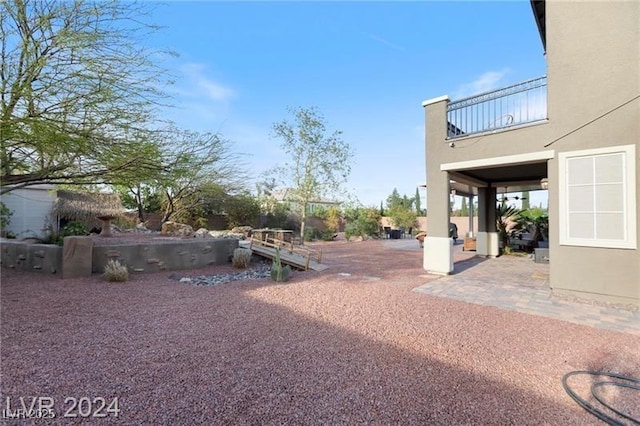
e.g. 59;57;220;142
449;222;458;243
463;237;476;251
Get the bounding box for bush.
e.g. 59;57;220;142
263;203;292;229
303;226;318;242
345;207;381;239
323;207;341;233
103;260;129;282
344;222;359;240
232;248;252;269
224;194;260;228
0;202;13;237
320;229;336;241
42;220;90;246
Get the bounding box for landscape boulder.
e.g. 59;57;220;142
230;226;253;239
194;228;211;239
161;221;194;237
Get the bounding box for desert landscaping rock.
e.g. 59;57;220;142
1;239;638;425
179;265;271;286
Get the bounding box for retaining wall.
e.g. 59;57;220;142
1;237;239;278
92;238;238;274
0;240;62;275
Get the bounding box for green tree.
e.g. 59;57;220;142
0;0;172;193
386;188;403;210
344;206;380;239
271;107;353;244
414;188;422;215
223;193;260;228
157;129;245;224
461;197;469;216
521;191;531;210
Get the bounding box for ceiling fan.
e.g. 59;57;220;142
498;194;528;202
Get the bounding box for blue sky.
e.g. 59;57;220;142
147;1;548;208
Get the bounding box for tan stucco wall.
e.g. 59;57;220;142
424;0;640;304
546;0;639;305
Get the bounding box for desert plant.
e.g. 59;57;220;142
232;248;252;269
304;226;327;242
103;260;129;282
0;202;13;237
323;207;341;233
496;203;523;249
517;208;549;242
270;248;291;282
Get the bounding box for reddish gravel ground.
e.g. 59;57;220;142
1;238;639;425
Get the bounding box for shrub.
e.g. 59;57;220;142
323;207;341;233
263;203;292;229
63;220;89;237
344;222;359;240
103;260;129;282
41;220;90;246
224;194;260;228
232;248;252;269
0;201;13;237
344;207;381;239
320;229;336;241
303;226;319;242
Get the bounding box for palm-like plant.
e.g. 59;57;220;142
516;208;549;243
496;203;523;249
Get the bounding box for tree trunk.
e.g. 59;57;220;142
133;185;145;223
299;208;307;245
161;190;174;223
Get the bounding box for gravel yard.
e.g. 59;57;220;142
1;238;638;425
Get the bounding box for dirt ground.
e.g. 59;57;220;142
1;238;638;425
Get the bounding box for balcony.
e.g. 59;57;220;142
447;76;547;138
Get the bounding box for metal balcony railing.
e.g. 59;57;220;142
447;76;547;138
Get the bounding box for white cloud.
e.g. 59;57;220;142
179;62;235;102
365;32;406;52
454;68;510;99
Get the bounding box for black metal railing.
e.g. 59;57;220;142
447;76;547;138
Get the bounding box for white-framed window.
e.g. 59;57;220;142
559;144;636;249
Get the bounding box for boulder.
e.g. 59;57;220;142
230;226;253;238
161;221;194;237
208;230;227;239
194;228;211;238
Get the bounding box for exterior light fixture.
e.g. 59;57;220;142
540;178;549;189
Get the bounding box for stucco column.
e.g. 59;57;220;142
423;96;454;274
468;195;475;236
476;187;499;257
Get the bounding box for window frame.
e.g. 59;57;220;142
558;144;636;249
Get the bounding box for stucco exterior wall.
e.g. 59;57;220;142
424;0;639;304
0;185;57;239
545;0;639;304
